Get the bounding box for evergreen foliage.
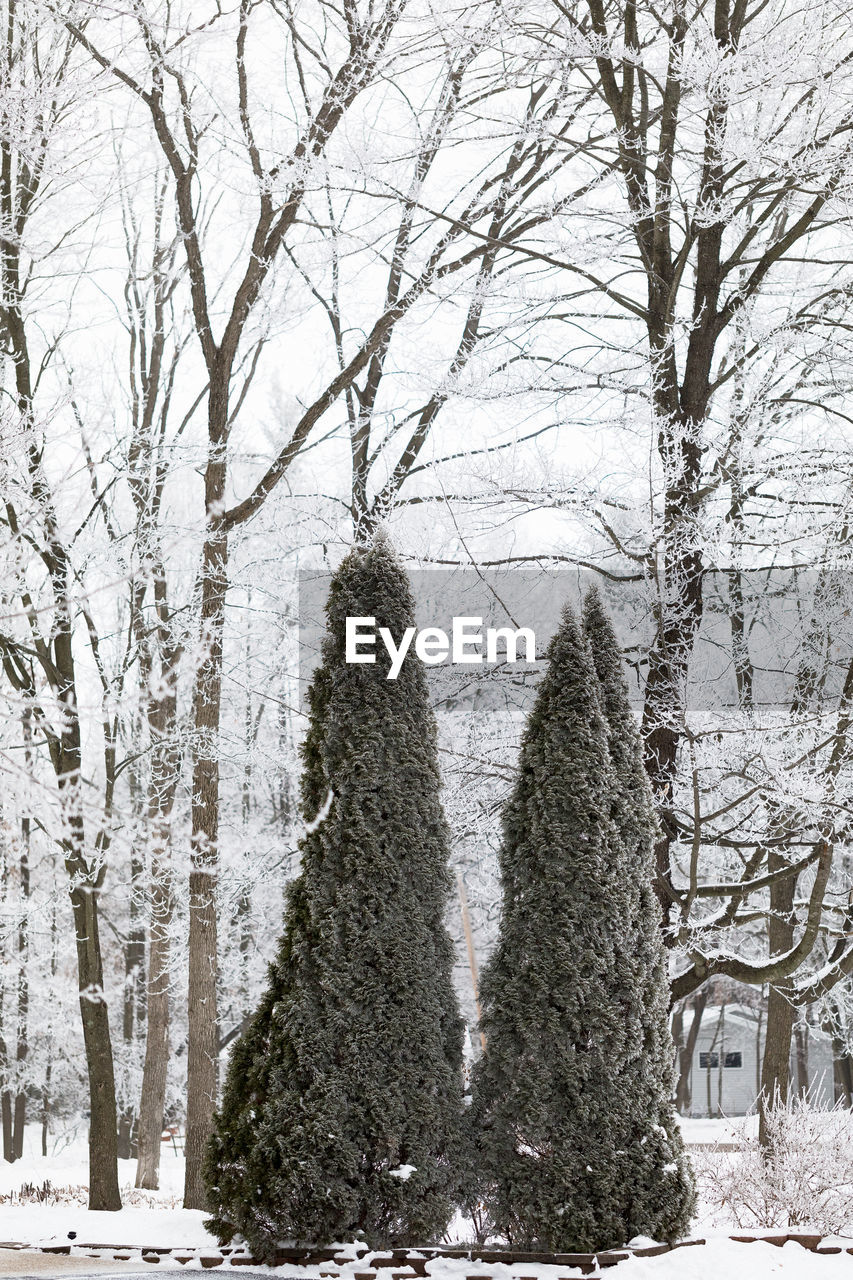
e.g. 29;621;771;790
203;878;310;1248
581;585;695;1241
470;593;694;1251
204;534;466;1256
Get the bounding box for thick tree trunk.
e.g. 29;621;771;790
183;426;228;1209
70;881;122;1209
674;990;707;1115
759;850;797;1149
759;988;795;1143
641;525;704;929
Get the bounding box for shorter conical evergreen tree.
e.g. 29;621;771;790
582;585;694;1242
203;877;310;1247
470;597;694;1251
205;534;466;1256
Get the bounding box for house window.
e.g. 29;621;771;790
724;1051;743;1069
699;1051;718;1069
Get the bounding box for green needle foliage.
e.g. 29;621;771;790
470;592;694;1251
204;533;466;1256
203;877;311;1251
581;585;694;1244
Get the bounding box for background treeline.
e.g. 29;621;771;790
0;0;852;1215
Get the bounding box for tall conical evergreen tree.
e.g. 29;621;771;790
205;534;466;1256
581;584;694;1242
470;597;693;1251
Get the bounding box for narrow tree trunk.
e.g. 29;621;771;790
274;699;294;836
41;892;58;1158
118;817;146;1161
833;1043;853;1106
0;822;11;1163
231;655;259;1026
12;814;29;1161
0;1095;10;1164
41;1066;50;1157
183;443;228;1208
135;627;181;1191
134;865;171;1189
794;1024;809;1098
135;807;176;1189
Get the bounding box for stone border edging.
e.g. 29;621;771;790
1;1234;852;1276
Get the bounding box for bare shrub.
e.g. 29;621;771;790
0;1180;180;1208
1;1181;87;1206
697;1095;853;1235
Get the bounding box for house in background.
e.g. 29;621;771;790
683;1004;835;1117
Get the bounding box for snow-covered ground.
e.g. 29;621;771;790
2;1122;852;1276
0;1126;215;1251
677;1115;756;1146
0;1238;851;1279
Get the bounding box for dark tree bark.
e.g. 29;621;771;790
70;878;122;1209
184;506;227;1209
12;811;29;1162
758;850;797;1148
133;553;182;1191
135;677;180;1189
118;786;146;1161
674;990;707;1115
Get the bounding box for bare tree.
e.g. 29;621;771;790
66;0;508;1204
410;0;853;1122
125;197;192;1193
0;1;127;1209
543;0;853;916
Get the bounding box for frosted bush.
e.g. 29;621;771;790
698;1095;853;1234
0;1180;181;1208
1;1181;87;1206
